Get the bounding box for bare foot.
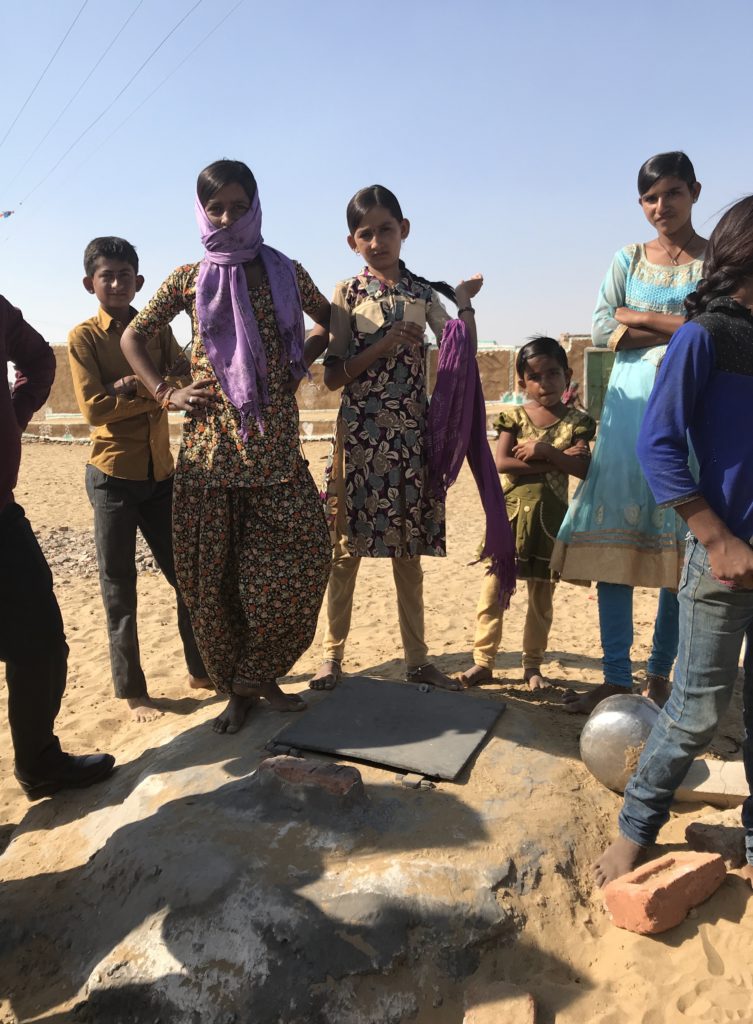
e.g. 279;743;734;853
234;679;307;712
212;694;259;734
642;673;671;708
737;864;753;888
460;664;494;687
407;663;462;691
524;668;548;691
593;835;646;887
309;659;341;691
563;682;628;715
126;696;163;723
188;674;214;691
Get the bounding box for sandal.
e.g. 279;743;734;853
309;659;342;691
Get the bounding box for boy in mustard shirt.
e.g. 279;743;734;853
68;237;209;723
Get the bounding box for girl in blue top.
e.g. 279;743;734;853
550;152;706;714
595;194;753;886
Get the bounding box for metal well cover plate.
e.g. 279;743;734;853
272;675;505;781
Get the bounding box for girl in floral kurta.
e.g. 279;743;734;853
121;160;331;733
309;184;483;692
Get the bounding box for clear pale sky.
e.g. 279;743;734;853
1;0;752;351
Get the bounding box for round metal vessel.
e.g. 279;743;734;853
579;693;660;793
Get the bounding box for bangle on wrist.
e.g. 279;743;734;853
154;380;171;400
343;359;355;381
160;387;176;410
457;305;475;316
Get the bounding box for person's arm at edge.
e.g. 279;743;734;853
7;301;55;430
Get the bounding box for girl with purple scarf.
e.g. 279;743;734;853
121;160;331;734
309;184;487;692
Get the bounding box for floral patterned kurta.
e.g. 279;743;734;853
129;261;331;693
322;267;450;558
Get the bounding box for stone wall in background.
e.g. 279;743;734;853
29;331;598;436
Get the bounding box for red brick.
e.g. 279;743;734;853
603;851;726;934
257;755;364;798
464;982;536;1024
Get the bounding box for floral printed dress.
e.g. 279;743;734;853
322;267;451;558
129;261;331;694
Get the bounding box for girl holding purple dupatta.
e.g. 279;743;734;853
121;160;331;734
309;184;488;693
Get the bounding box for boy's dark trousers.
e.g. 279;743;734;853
0;502;67;775
85;466;206;698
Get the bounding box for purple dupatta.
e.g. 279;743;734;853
426;318;516;605
194;191;306;437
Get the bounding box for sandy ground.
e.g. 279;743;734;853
2;440;753;1023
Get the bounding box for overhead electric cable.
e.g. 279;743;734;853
3;1;145;193
18;0;203;206
0;0;89;152
81;0;245;157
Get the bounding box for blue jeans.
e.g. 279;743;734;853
619;537;753;864
597;582;679;688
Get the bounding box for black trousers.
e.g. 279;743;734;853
0;502;66;773
85;466;206;699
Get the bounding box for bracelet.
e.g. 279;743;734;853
154;380;171;400
343;359;355;381
160;387;176;410
457;305;475;316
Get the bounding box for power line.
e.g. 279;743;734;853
79;0;246;161
0;0;89;152
2;1;145;194
17;0;204;207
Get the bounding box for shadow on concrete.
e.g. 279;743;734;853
0;774;590;1024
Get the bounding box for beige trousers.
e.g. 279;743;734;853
323;533;428;669
473;570;555;671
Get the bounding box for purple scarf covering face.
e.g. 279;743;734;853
426;318;517;606
194;191;306;437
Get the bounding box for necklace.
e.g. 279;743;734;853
657;229;696;265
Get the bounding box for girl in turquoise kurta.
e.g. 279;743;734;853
551;151;706;714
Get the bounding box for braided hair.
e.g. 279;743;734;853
684;195;753;318
345;184;457;305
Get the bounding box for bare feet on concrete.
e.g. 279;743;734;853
233;679;307;712
593;835;647;887
642;673;671;708
309;659;342;691
407;663;463;691
563;682;628;715
460;664;494;687
126;696;163;723
212;694;260;734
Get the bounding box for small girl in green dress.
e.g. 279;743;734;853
462;337;596;690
